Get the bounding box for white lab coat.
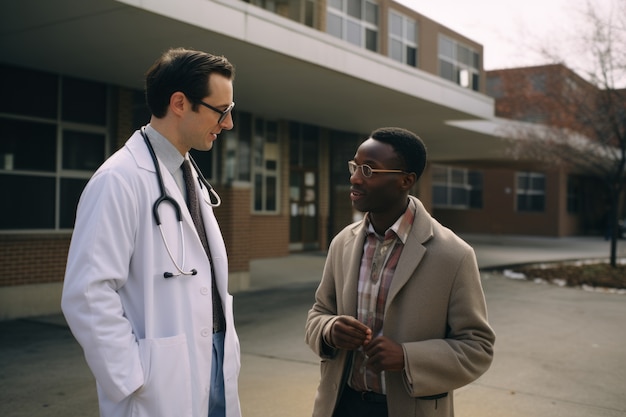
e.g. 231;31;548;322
61;131;241;417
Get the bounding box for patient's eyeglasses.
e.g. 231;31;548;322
348;160;408;178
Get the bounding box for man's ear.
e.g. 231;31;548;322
400;172;417;191
169;91;187;117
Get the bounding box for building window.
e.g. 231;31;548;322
516;172;545;212
0;64;108;231
244;0;317;28
327;0;379;52
388;11;417;67
252;118;280;213
438;35;480;91
486;75;503;98
432;165;483;209
567;176;580;213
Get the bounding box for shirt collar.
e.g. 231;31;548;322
144;124;186;175
365;198;416;244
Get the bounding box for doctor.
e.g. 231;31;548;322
62;48;241;417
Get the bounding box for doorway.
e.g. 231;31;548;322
289;123;319;251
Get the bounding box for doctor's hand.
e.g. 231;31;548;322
330;316;372;351
364;336;405;373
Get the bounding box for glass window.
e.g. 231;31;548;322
567;176;580;213
432;165;483;209
328;0;342;9
0;64;58;119
439;60;454;82
290;122;319;169
438;36;454;59
438;35;480;91
530;73;546;92
364;1;377;24
252;118;280;213
347;20;362;46
406;46;417;67
238;112;252;182
516;172;545;212
388;11;418;67
347;0;361;18
365;28;377;52
0;64;110;231
327;12;343;37
62;77;107;125
326;0;378;51
487;76;504;98
0;174;55;229
390;39;403;62
0;119;57;172
390;13;402;37
62;130;106;171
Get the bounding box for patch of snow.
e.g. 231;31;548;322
503;269;526;279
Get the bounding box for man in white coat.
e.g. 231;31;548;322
62;48;241;417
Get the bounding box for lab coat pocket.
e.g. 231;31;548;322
133;334;193;417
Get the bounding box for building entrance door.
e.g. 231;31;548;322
289;169;318;251
289;123;319;251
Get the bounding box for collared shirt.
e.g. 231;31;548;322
144;124;187;197
349;198;416;394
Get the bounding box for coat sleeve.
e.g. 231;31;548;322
304;236;345;359
401;246;495;397
61;166;145;403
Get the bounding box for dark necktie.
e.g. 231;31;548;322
182;159;226;333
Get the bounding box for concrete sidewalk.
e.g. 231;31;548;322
0;235;625;417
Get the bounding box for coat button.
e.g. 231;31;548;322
200;287;209;295
201;328;211;337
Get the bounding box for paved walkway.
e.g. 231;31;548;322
0;235;625;417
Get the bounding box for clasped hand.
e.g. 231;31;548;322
330;316;404;372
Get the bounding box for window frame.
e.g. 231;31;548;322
516;171;546;212
388;10;418;67
326;0;379;52
0;66;110;233
432;165;483;209
251;118;281;214
438;34;481;91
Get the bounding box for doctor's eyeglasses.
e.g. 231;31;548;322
198;101;235;124
348;160;408;178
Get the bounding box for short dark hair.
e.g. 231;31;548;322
369;127;427;179
145;47;235;118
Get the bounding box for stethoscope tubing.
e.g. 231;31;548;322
140;126;220;278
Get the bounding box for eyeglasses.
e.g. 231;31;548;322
198;101;235;124
348;160;408;178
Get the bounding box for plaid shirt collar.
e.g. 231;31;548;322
363;197;416;244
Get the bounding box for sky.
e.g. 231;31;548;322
395;0;611;71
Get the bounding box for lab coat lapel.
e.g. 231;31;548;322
127;131;198;238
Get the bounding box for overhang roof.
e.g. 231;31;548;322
0;0;510;162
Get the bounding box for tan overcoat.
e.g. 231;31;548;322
305;196;495;417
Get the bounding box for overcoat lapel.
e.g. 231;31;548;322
385;197;433;310
342;223;366;316
385;232;426;310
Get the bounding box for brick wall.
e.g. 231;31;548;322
0;234;70;287
214;185;251;273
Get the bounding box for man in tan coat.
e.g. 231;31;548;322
305;127;495;417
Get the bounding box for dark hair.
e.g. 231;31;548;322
145;47;235;118
369;127;427;178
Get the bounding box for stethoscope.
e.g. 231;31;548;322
140;126;221;278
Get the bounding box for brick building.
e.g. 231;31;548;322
1;1;616;319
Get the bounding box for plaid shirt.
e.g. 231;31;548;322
349;198;416;394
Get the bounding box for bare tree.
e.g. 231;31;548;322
499;0;626;267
